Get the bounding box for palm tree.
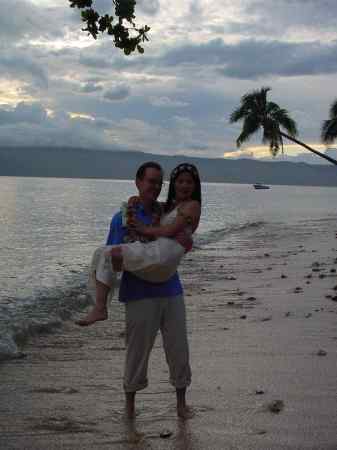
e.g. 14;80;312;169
321;99;337;145
230;87;337;166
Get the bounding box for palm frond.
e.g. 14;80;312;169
329;99;337;118
262;118;283;156
321;118;337;144
236;115;261;147
229;106;248;123
266;103;297;137
277;111;297;137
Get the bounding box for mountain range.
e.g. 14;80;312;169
1;146;337;186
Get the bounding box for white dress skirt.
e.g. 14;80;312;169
88;208;187;298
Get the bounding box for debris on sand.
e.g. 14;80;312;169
160;430;173;439
267;400;284;413
260;316;272;322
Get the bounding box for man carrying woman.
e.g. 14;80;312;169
77;161;202;419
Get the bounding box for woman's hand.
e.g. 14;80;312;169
175;231;193;252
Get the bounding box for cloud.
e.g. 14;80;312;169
103;86;131;101
0;0;78;45
80;82;103;93
160;38;337;79
137;0;160;16
0;0;336;162
244;0;337;35
149;96;188;107
0;102;47;125
79;54;113;69
0;52;48;89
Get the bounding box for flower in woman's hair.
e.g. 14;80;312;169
171;163;198;180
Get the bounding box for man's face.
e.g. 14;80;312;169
136;167;163;203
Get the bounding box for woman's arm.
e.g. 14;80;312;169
137;201;201;239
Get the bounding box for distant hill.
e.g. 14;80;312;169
1;146;337;186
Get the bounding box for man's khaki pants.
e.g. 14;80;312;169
123;295;191;392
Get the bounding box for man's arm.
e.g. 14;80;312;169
106;212;124;245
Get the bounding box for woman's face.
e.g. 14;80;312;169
174;171;196;202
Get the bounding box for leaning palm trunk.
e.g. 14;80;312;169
280;132;337;166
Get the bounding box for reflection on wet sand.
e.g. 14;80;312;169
121;415;198;450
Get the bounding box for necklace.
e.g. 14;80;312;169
121;199;162;243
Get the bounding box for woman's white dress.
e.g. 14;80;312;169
89;208;187;297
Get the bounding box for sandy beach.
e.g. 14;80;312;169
1;219;337;450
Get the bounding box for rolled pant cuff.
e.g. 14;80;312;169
170;379;192;389
123;381;148;393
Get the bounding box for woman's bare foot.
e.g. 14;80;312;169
75;306;108;326
177;404;194;420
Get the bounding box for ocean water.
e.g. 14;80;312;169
0;176;336;360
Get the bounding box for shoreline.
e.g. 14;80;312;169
1;221;337;449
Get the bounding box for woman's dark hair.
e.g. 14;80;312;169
165;163;201;212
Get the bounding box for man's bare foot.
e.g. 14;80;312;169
75;306;107;326
177;404;194;420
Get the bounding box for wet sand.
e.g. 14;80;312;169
1;222;337;450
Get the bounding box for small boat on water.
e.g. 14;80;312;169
253;183;270;190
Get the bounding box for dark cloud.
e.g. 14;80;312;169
79;54;113;69
0;51;48;88
160;38;337;79
244;0;337;33
0;102;47;125
0;0;76;43
103;86;131;101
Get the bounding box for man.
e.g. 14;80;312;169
103;162;192;419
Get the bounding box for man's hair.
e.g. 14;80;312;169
136;161;163;180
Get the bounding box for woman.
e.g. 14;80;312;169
76;163;201;327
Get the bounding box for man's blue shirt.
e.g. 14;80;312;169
106;206;183;302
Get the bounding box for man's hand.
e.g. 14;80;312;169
127;196;140;208
175;231;193;253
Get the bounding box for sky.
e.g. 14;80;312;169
1;0;337;164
